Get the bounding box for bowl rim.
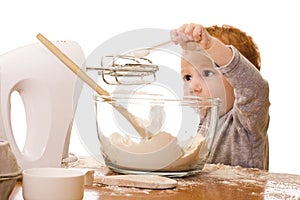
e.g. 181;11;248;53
94;94;221;105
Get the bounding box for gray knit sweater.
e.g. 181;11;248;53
207;46;270;170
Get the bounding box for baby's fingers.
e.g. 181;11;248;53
182;23;195;40
192;25;203;42
170;29;190;44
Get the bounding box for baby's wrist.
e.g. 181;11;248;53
203;37;217;51
204;38;233;66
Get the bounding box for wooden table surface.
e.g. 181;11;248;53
9;164;300;200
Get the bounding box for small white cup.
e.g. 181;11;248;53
22;168;85;200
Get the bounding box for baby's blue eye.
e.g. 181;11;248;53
183;74;192;82
202;70;214;77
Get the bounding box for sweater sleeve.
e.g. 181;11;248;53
217;46;270;137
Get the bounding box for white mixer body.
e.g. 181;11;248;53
0;41;85;169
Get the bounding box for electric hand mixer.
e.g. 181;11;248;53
0;40;85;169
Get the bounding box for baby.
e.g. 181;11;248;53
171;23;270;170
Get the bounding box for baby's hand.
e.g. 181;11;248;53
171;23;212;50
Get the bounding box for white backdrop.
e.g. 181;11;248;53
1;0;299;174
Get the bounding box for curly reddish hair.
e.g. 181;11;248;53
206;25;261;71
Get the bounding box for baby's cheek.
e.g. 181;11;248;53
183;84;191;96
200;84;213;97
205;78;228;116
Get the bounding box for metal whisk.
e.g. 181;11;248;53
87;55;158;85
87;40;173;85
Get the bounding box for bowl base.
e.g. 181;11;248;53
107;164;203;178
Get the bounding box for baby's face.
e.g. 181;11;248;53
181;50;234;116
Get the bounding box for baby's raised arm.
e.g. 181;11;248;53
171;23;232;67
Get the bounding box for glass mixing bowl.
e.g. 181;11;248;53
94;93;220;177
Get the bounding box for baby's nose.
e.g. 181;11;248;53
189;80;203;95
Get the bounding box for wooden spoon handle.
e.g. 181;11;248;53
36;33;148;138
95;174;177;189
36;33;109;96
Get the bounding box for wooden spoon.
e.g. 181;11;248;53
94;174;177;189
36;33;149;138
